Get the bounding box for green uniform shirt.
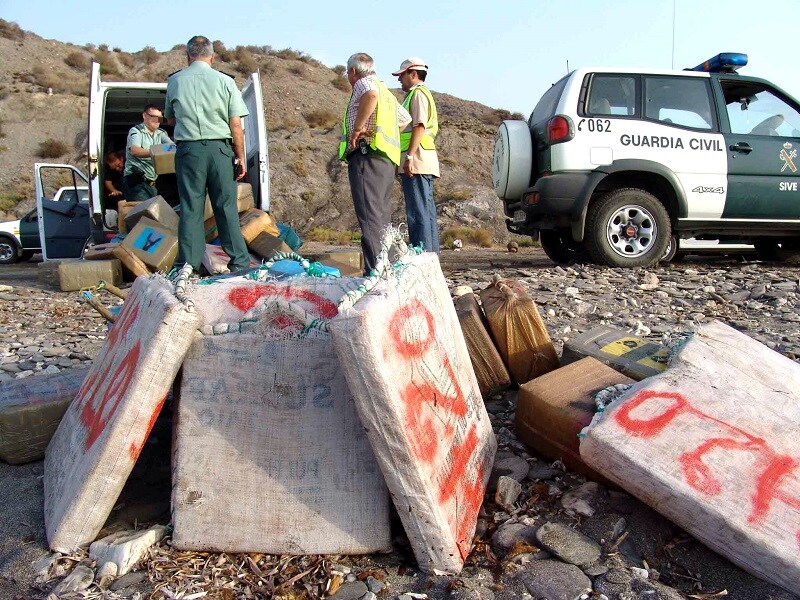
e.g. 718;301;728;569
123;123;172;181
164;61;249;141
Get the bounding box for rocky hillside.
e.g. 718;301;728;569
0;20;525;244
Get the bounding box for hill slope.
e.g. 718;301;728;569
0;21;523;244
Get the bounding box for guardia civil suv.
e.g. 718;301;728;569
493;53;800;267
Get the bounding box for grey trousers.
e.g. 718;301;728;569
348;151;395;274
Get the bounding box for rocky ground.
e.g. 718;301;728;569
1;247;799;600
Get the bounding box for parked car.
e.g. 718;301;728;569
493;52;800;267
0;186;89;264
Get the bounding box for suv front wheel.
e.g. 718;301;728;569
0;236;21;265
585;188;670;268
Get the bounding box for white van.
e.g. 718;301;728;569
35;61;269;261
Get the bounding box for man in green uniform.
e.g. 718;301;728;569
122;104;173;201
164;35;250;276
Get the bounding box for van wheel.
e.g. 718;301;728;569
585;188;670;268
539;229;589;265
660;235;678;263
0;236;21;265
754;238;800;264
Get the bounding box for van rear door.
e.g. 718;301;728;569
87;62;104;223
35;163;91;261
241;72;270;212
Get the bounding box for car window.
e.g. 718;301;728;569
644;76;714;129
530;75;570;125
587;75;636;116
58;189;90;203
720;80;800;137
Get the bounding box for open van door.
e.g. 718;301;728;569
241;72;270;212
87;61;105;226
35;163;91;261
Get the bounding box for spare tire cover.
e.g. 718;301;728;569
492;120;532;200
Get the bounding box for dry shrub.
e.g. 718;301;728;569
213;40;233;62
332;76;350;92
117;53;136;69
64;52;90;71
300;190;314;202
0;119;5;138
0;19;25;41
272;48;303;61
140;46;159;65
306;227;359;244
332;65;346;76
94;49;120;76
235;48;258;74
38;139;69;159
441;226;493;249
288;158;308;177
288;64;305;76
438;187;471;202
483;108;526;126
304;109;338;129
113;47;122;52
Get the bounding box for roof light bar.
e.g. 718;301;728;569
690;53;748;73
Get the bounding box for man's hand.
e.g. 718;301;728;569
235;158;246;181
349;127;366;152
403;156;414;177
109;190;122;197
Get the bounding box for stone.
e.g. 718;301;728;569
491;522;538;556
89;525;167;576
535;522;601;567
595;568;685;600
52;564;94;594
365;575;384;593
329;580;368;599
109;570;148;591
560;482;602;517
495;475;522;509
518;559;592;600
487;451;530;492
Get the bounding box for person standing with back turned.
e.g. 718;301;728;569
339;52;410;274
164;35;250;278
393;57;440;253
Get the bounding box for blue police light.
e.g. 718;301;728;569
690;53;748;73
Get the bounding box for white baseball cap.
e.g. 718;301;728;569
392;57;428;76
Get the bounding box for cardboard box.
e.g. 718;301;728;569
37;259;123;292
116;201;141;234
119;217;178;273
150;143;176;175
124;195;179;233
247;232;292;260
238;208;280;244
516;357;633;483
202;182;254;221
306;250;363;277
561;325;669;381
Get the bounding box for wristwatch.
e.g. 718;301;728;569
404;154;412;162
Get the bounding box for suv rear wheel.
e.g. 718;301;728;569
0;236;21;265
539;230;589;265
585;188;670;268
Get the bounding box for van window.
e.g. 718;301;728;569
644;76;714;130
530;75;569;125
720;80;800;137
587;75;636;116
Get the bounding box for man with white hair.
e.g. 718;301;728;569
393;57;440;253
339;52;410;274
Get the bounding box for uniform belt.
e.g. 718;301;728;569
176;139;231;145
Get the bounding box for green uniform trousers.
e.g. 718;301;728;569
175;139;249;272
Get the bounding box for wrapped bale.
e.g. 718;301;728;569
44;276;199;553
580;320;800;594
0;367;89;465
123;195;179;233
172;274;390;554
454;293;511;396
479;278;558;385
331;252;496;574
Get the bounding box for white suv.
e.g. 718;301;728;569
493;53;800;267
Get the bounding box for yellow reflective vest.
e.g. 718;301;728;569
339;77;402;166
400;84;438;152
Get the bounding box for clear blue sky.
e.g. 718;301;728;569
3;0;798;114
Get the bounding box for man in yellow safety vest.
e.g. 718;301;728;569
393;57;440;253
339;52;410;274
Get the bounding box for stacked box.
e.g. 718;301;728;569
119;217;178;273
44;276;200;552
580;320;800;594
0;367;89;465
516;357;633;482
479;278;559;385
150;143;176;175
561;325;669;380
116;201;141;234
248;232;292;260
37;259;122;292
454;293;511;396
202;182;254;220
124;195;179;233
238;208;280;244
172;275;390;554
84;243;119;261
330;253;497;574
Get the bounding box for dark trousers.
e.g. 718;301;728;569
348;152;395;274
175;140;249;272
121;175;157;202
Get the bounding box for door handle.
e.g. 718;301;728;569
729;142;753;153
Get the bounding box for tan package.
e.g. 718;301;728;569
479;278;559;385
124;195;179;233
454;293;511;396
83;243;119;261
119;217;178;273
247;231;292;260
238;208;280;244
306;250;363;277
150;143;176;175
516;357;632;483
112;245;151;280
202;182;255;220
116;201;141;234
36;259;122;292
